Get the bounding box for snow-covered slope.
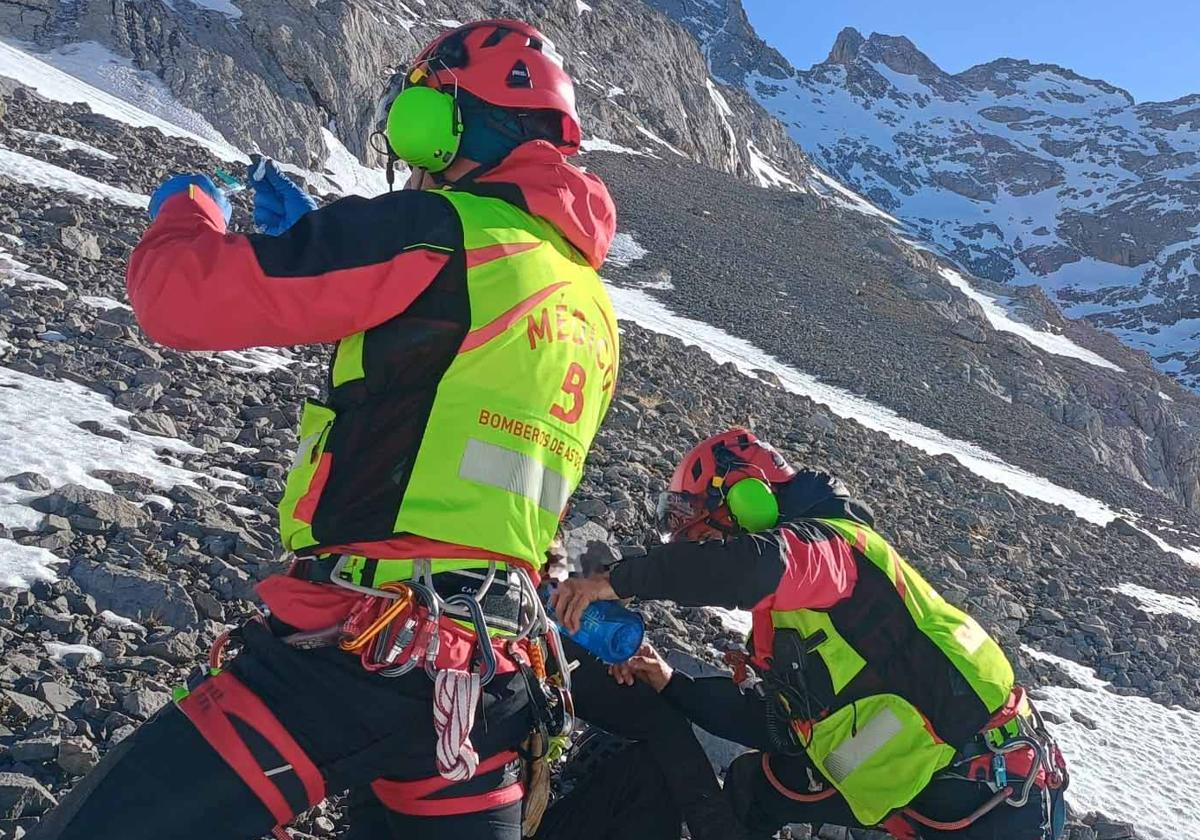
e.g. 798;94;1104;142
653;4;1200;388
768;31;1200;387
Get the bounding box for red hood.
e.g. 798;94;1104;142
473;141;615;269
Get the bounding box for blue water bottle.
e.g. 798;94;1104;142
545;590;645;664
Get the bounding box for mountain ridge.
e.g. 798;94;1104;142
651;2;1200;390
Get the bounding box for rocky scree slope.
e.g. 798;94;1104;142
594;149;1200;520
0;82;1189;839
6;0;1199;518
0;0;810;188
650;1;1200;389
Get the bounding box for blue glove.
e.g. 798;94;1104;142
247;158;318;236
148;174;231;223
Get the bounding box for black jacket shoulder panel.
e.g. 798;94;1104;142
249;189;464;278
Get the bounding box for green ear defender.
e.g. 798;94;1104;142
386;85;464;173
725;478;780;533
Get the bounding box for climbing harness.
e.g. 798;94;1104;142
760;685;1069;840
883;687;1069;840
175;554;575;836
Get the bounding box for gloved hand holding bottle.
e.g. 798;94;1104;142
246;157;318;235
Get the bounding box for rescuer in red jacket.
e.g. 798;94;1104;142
32;19;620;840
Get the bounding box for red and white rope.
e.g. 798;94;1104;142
433;668;482;781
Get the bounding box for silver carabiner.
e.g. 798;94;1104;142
445;593;498;686
543;622;573;696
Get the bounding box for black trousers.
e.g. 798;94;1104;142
725;751;1055;840
560;639;746;840
303;637;745;840
28;620;534;840
534;742;682;840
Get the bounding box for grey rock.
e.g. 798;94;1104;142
10;736;60;763
56;737;100;776
127;412;179;438
31;484;149;531
0;690;52;724
69;559;198;629
109;724;137;745
58;226;101;260
2;472;49;491
35;681;81;712
0;772;56;819
121;688;171;720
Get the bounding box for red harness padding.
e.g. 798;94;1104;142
761;753;838;803
878;814;920;840
177;671;325;825
371;750;524;817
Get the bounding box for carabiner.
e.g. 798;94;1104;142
543;622;573;695
445;593;498;686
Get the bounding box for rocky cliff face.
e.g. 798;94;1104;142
0;0;810;186
653;3;1200;390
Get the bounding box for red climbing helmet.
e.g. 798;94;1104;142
656;428;796;543
410;19;581;154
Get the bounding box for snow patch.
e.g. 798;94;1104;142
704;78;739;171
607;285;1119;526
635;125;688;158
13;129;118;161
79;296;130;311
0;147;148;208
575;0;593;12
45;642;103;663
1158;391;1174;402
1024;646;1199;840
0;367;205;531
317;128;390;197
580;137;651;157
938;268;1122;371
99;609;146;633
707;607;752;636
607;233;649;269
184;0;242;17
0;538;61;588
745;141;798;190
216;347;297;374
1113;583;1200;623
0;40;244;162
0;246;68;291
808;169;900;224
1127;522;1200;567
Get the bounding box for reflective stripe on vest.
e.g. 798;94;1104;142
763;517;1015;826
459;438;572;515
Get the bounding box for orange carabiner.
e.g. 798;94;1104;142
339;583;414;654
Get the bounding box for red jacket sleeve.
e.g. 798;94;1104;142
762;523;857;612
126;187;461;350
610;520;857;611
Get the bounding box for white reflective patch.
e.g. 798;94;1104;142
823;706;903;783
953;616;989;655
290;430;322;470
459;438;570;514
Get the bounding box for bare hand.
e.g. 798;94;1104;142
550;574;617;633
609;642;673;692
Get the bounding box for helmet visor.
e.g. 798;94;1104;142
655;491;710;543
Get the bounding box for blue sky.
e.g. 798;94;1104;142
741;0;1200;103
